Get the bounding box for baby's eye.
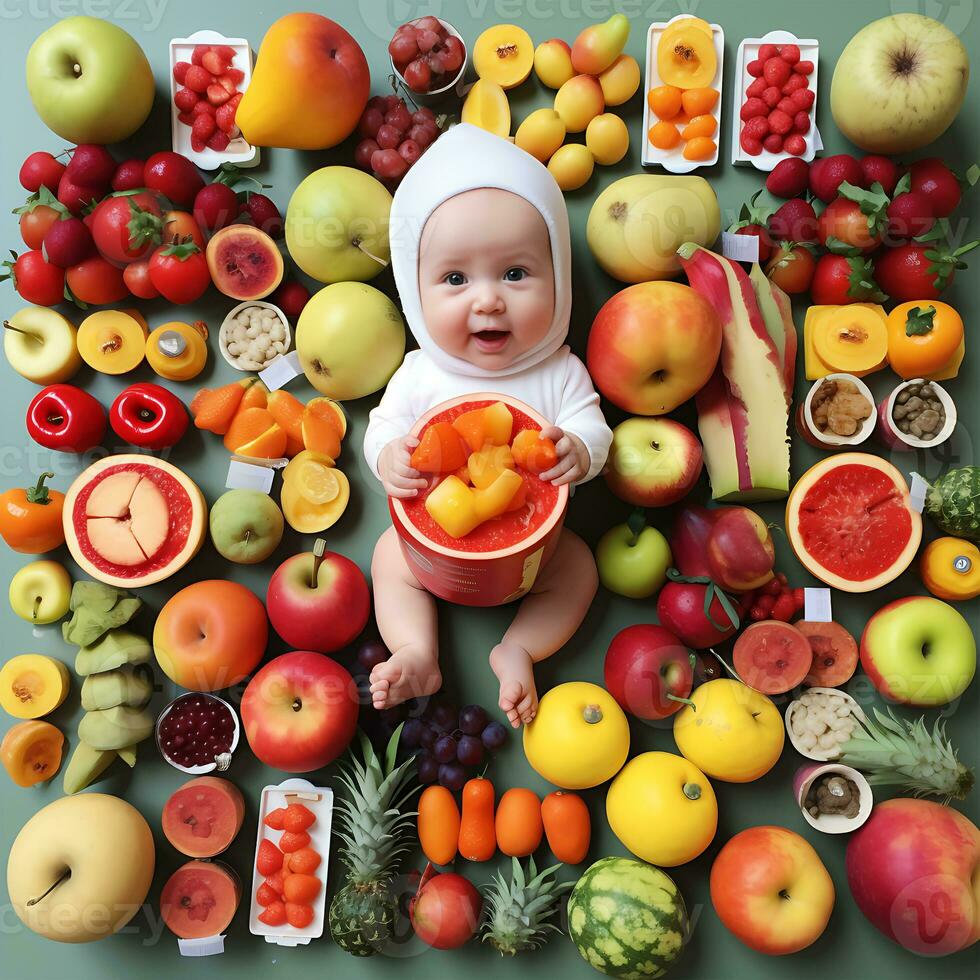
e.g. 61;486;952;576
444;271;467;286
503;267;527;281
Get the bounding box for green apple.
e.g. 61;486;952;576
596;511;672;599
26;16;154;144
4;307;82;385
285;166;392;283
296;281;405;400
9;560;72;624
209;490;284;564
860;596;976;706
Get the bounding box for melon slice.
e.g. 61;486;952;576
162;776;246;858
786;454;922;592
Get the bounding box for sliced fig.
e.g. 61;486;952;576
733;621;811;695
206;225;284;300
797;620;858;688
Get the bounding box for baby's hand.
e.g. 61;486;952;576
538;426;590;486
379;435;428;498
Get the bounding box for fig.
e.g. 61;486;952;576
206;225;283;301
798;621;859;688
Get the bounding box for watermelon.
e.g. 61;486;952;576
924;466;980;542
567;856;688;979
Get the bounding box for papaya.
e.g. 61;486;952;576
410;422;469;474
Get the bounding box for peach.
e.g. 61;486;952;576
515;108;566;163
599;54;641;106
586;113;629;166
554;74;604;133
533;38;574;89
571;14;630;75
473;24;534;89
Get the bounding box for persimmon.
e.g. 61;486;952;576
495;788;543;857
541;790;591;864
457;776;495;862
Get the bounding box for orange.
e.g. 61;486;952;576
301;398;343;460
683;137;716;160
267;390;305;443
681;114;717;139
223;407;287;459
681;87;719;116
647;84;682;120
649;121;681;150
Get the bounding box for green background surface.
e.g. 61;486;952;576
1;1;978;978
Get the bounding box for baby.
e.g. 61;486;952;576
364;124;612;727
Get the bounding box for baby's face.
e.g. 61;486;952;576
418;188;555;371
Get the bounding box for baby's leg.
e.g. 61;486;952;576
490;529;598;727
369;526;442;710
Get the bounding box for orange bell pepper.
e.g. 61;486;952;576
0;472;66;554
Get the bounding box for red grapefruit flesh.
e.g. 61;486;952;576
162;776;245;858
733;621;812;694
160;860;240;939
798;621;859;688
785;454;921;593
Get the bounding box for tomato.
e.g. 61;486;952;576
817;197;881;253
19;204;62;250
144;152;205;208
89;191;163;264
876;237;978;303
162;210;205;248
909;158;961;217
122;260;159;299
765;244;816;294
66;255;130;305
2;250;65;306
148;240;211;304
809;253;884;306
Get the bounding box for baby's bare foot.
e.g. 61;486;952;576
370;646;442;710
489;642;538;728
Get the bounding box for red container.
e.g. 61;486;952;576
389;394;568;607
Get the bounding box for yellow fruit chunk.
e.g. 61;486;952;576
425;469;524;538
599;54;641;106
473;469;523;521
683;137;717;161
554;75;604;133
467;445;515;489
658;23;717;89
294;460;341;505
461;79;511;137
77;310;148;374
145;320;208;381
533;38;574;89
473;24;534;89
586;113;629;166
649;121;681;150
515;108;566;163
452;401;514;453
0;654;70;719
812;306;889;376
548;144;595;191
1;720;64;787
280;458;350;533
920;537;980;601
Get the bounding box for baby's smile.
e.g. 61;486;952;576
471;327;511;353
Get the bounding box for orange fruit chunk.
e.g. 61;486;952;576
649;121;681;150
258;901;287;926
681;87;719;116
267;390;305;443
240;379;268;410
279;830;311;853
283;803;316;833
288;847;322;874
681;114;717;139
285;902;314;929
511;429;559;473
191;379;250;435
451;402;513;453
301;398;343;460
647;84;682;119
283;873;321;904
683;136;716;161
410;422;469;473
224;407;287;459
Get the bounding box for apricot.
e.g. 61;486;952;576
649;121;681;150
461;79;511;138
473;24;534;89
648;84;683;120
598;54;641;106
658;23;717;89
146;321;208;381
0;654;70;719
533;38;574;89
548;144;595;192
586;113;629;166
77;309;148;374
515;108;566;163
1;720;64;787
554;75;604;133
681;87;719;116
683;137;717;161
681;115;717;140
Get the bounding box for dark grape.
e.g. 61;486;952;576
458;704;489;736
402;718;425;748
438;762;467;792
481;721;507;750
456;734;484;767
417;754;439;784
419;724;438;750
430;703;457;731
357;640;390;673
433;733;458;764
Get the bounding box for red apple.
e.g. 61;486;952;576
706;506;775;592
657;581;739;649
711;825;835;955
240;651;359;772
409;863;482;950
605;417;703;507
846;799;979;957
266;549;370;653
586;281;722;415
670;505;717;578
604;624;694;720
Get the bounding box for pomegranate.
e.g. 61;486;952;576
409;863;482;950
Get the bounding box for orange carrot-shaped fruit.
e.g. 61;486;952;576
495;787;543;857
418;785;461;866
541;790;591;864
457;776;495;861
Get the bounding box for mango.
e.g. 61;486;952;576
533;39;574;89
515;109;566;163
554;75;604;133
461;79;511;137
468;445;516;489
571;14;630;75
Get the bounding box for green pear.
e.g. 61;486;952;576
63;741;117;795
571;14;630;75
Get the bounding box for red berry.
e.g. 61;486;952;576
764;57;791;87
791;88;815;111
358;107;385;139
173;61;191;84
764;133;785;153
746;59;763;77
403;57;432;92
777;97;796;115
184;64;212;93
783;74;807;94
740;97;768;120
202;50;229;75
793;112;810;133
174;87;199;112
191;113;216;140
762;86;782;107
792;588;805;609
758;43;779;61
389;29;420;67
780;44;801;64
213;45;236;62
191;44;211;66
745;77;767;99
768;110;792;135
385;103;413;134
218;75;238;95
794;60;814;74
740;133;763;156
191;135;206;153
784;135;807;157
376;123;401;150
771;592;797;622
355;138;380;170
193;100;216;117
763;577;783;596
755;593;777;615
766;157;810;197
743;116;770;140
408;124;437;149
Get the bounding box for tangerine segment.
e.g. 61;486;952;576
649;121;681;150
647;84;682;120
267;390;305;443
223;407;286;459
681;87;719;116
681;114;717;139
683;137;717;161
239;379;269;411
301;398;343;460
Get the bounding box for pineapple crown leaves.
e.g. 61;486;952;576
837;180;890;237
840;708;975;802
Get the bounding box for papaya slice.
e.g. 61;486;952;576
658;23;716;89
798;621;859;688
410;422;469;473
812;306;888;375
452;402;514;452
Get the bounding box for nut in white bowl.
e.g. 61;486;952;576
878;378;956;452
793;762;873;834
802;373;876;448
785;686;866;761
219;300;291;372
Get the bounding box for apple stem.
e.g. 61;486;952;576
3;321;42;344
626;508;646;546
311;537;326;588
352;238;389;268
667;693;696;711
27;867;71;906
32;595;41;623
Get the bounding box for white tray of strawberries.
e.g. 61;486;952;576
731;30;819;170
170;30;259;170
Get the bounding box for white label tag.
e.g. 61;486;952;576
178;934;226;957
812;125;824;152
909;473;928;513
259;350;302;391
721;230;760;263
226;459;275;494
804;587;833;623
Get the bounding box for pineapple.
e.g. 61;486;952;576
841;708;974;802
482;857;572;956
328;726;418;956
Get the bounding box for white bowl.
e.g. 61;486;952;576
219;300;291;372
802;373;877;448
793;762;873;834
155;693;240;774
390;18;468;105
878;378;957;452
785;687;865;761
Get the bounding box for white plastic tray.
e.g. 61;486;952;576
642;17;724;172
731;29;821;171
169;29;260;171
248;778;334;946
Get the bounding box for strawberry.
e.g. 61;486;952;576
769;198;818;242
213;44;236;62
793;112;810;133
758;43;779;61
215;102;238;134
207;83;231;106
794;60;814;74
886;182;935;241
191;44;211;65
768;110;792;135
173;61;191;84
183;64;212;93
223;67;245;86
743;116;770;141
780;43;801;64
192;113;216;141
909;157;963;217
810;253;886;305
207;131;231;152
784;134;807;156
762;86;781;107
191;135;206;152
763;133;784;153
771;591;797;622
218;74;237;95
201;50;229;75
791;88;815;111
745;77;767;99
859;155;898;195
746;59;763;77
763;56;791;87
809;153;863;202
766;157;810;198
874;231;979;301
777;97;796;115
173;87;198;112
740;97;767;120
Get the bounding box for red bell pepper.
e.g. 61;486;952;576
109;382;188;450
26;384;106;453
